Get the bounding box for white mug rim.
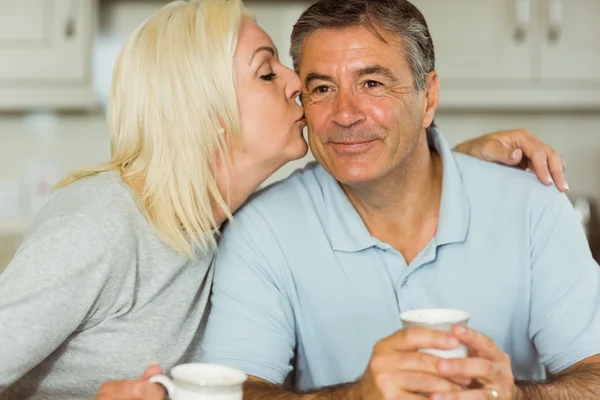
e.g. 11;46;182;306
400;308;470;325
170;363;247;388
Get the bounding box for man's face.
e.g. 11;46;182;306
299;25;437;186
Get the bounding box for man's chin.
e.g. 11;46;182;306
313;154;386;186
328;168;381;188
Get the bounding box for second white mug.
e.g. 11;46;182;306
149;363;247;400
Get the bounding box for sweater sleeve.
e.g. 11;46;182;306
0;213;124;392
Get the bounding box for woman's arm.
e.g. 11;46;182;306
0;214;119;391
455;128;568;192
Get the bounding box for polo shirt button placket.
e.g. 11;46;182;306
401;278;409;289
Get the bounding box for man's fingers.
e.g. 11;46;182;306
431;387;504;400
381;327;461;353
387;351;443;375
451;376;475;387
379;371;462;396
437;357;506;385
402;353;474;387
452;326;508;363
378;350;472;387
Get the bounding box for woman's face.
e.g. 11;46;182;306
229;19;308;183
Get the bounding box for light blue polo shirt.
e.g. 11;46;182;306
202;129;600;390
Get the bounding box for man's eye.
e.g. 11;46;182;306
260;73;277;81
312;86;330;94
365;80;383;88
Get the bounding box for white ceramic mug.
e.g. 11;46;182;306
149;363;247;400
400;308;470;359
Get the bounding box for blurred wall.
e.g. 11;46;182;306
0;1;598;196
0;1;599;270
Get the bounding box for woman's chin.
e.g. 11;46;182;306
289;138;309;160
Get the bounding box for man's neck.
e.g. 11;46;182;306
341;136;443;264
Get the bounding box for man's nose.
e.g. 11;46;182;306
332;89;365;128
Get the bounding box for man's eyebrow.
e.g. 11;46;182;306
303;65;398;89
304;72;334;89
355;65;397;81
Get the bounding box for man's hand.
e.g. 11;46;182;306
243;328;480;399
354;328;468;399
431;326;519;400
95;364;166;400
454;129;568;193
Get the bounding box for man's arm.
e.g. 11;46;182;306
241;328;468;400
517;355;600;399
243;376;358;400
520;179;600;398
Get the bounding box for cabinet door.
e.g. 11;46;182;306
540;0;600;83
0;0;92;83
410;0;535;83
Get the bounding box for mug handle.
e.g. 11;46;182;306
149;374;175;398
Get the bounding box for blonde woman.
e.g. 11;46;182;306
0;1;564;399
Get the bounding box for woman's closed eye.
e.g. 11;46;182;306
260;73;277;81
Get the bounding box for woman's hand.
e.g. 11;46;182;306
454;128;568;193
95;364;166;400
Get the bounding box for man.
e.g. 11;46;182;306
200;0;600;399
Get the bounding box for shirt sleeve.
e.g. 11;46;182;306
528;189;600;374
0;214;120;391
201;206;297;384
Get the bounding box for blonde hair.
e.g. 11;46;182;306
56;0;254;258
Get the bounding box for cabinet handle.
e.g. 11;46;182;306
548;0;564;42
514;0;532;42
64;0;79;38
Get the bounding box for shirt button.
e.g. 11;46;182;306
401;278;409;289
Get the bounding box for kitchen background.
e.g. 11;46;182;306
1;0;599;272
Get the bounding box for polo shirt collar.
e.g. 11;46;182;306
321;127;470;252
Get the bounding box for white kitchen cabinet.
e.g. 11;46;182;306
410;0;600;109
0;0;97;110
412;0;535;82
540;0;600;83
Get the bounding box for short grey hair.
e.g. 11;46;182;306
290;0;435;92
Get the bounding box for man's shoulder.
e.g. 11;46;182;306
238;161;327;217
453;152;564;205
217;162;329;265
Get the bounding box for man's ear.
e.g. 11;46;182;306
422;71;439;129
